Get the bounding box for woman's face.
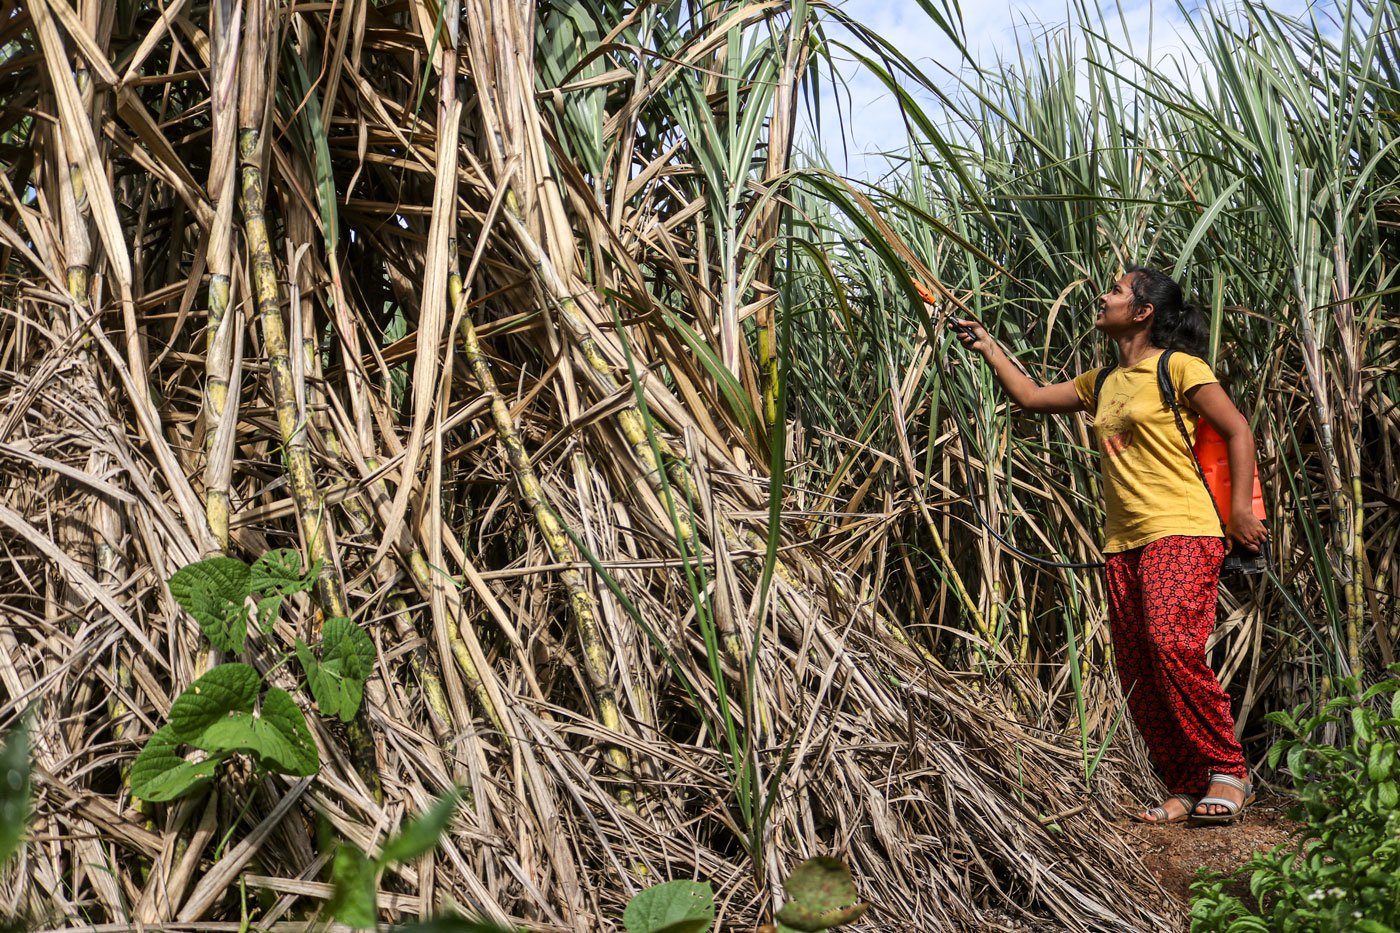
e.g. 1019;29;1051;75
1096;272;1142;333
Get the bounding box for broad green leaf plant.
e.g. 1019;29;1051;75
1190;670;1400;931
130;550;372;802
623;880;716;933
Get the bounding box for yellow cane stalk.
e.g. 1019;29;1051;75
237;127;347;621
203;276;233;548
202;0;240;552
238;117;379;795
494;205;759;667
404;542;504;735
449;264;631;788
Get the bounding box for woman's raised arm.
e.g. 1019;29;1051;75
955;319;1085;414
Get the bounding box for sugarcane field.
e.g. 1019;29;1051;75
0;0;1397;928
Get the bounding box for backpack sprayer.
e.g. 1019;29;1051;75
910;278;1267;574
1195;422;1268;575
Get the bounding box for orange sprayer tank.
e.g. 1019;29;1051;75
1193;421;1266;521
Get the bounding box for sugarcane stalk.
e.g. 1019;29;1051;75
238;139;343;620
238;131;344;615
1350;471;1364;676
41;15;166;884
299;294;458;739
132;7;233;902
755;21;808;431
236;0;379;797
449;262;631;790
499;206;724;600
203;0;241;553
405;4;510;741
510;202;952;687
401;463;504;737
320;425;505;737
1334;236;1365;677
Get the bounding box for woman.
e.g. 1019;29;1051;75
954;264;1268;824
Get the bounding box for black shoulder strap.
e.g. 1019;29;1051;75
1093;365;1114;412
1156;349;1176;409
1158;350;1226;532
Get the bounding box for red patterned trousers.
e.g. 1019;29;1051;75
1105;535;1246;794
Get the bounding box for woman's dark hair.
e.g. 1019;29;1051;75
1124;263;1209;357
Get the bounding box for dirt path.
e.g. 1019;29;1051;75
1115;793;1298;928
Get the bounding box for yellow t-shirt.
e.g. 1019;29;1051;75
1073;351;1223;553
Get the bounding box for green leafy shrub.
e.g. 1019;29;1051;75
1190;671;1400;932
130;663;319;800
130;550;373;801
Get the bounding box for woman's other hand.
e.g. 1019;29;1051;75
1225;512;1267;554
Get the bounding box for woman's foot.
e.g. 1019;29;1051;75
1133;793;1197;824
1192;774;1254;823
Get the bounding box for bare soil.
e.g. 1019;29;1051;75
1114;792;1299;929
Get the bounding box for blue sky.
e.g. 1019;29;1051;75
815;0;1318;177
